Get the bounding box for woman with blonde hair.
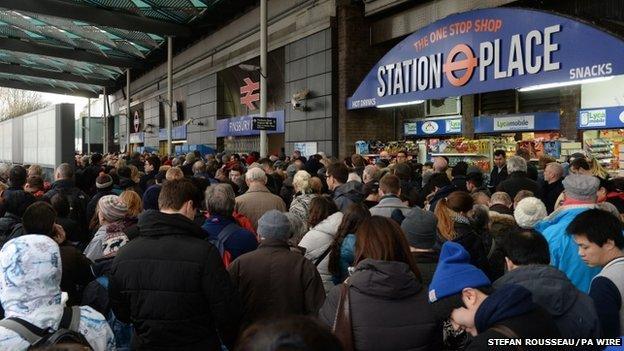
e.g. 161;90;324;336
289;170;318;225
119;190;142;240
128;164;141;184
434;191;490;276
589;157;610;179
119;190;142;218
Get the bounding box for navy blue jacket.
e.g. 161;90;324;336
201;215;258;261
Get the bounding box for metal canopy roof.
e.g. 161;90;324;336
0;0;240;98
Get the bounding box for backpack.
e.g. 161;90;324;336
0;306;93;350
209;223;240;268
96;276;132;350
55;189;88;232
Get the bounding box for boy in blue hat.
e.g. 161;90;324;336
429;241;561;349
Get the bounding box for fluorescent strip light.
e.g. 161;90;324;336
376;100;425;108
518;76;614;92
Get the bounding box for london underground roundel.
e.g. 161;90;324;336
348;8;624;110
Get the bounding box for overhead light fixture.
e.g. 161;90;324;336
518;76;614;92
239;64;260;72
376;100;425;108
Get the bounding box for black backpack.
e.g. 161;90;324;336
55;188;88;231
0;306;93;349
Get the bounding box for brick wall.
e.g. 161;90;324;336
336;0;396;158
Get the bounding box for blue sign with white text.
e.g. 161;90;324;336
404;117;462;137
577;106;624;129
216;110;285;137
159;125;187;140
348;8;624;109
475;112;560;133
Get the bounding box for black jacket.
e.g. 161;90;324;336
493;265;601;339
496;171;541;200
333;181;365;212
319;259;442;351
412;251;439;287
109;210;241;350
279;177;295;208
488;165;508;192
468;284;562;350
541;179;564;214
0;213;20;242
428;184;458;212
59;243;94;306
43;180;89;231
139;171;157;193
444;222;491;278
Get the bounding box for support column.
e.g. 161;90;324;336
126;69;131;154
259;0;268;157
167;36;173;156
87;98;91;155
103;88;107;153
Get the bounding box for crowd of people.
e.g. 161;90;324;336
0;147;623;350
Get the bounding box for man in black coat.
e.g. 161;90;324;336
43;163;89;233
109;179;241;350
429;242;561;350
139;155;160;193
497;156;541;200
541;162;564;214
488;149;508;193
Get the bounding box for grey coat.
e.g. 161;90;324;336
494;264;601;339
369;195;410;218
319;259;442;351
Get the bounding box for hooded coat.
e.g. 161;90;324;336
299;212;344;293
319;259;442;351
109;210;241;350
0;235;115;351
494;265;601;339
534;205;603;293
333;181;365;212
468;284;561;350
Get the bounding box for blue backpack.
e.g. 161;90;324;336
97;276;133;351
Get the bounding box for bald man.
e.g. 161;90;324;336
541;162;564;214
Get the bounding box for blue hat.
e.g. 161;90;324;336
428;241;490;303
257;210;291;241
142;185;161;211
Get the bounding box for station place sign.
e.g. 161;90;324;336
348;8;624;109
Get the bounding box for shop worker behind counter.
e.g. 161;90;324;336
109;178;241;350
488;149;508;193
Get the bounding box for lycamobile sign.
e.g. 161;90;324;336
348;8;624;109
474;112;559;133
494;115;534;131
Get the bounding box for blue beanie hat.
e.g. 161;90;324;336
142;185;161;211
428;241;490;303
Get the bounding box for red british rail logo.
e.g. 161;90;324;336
240;77;260;110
